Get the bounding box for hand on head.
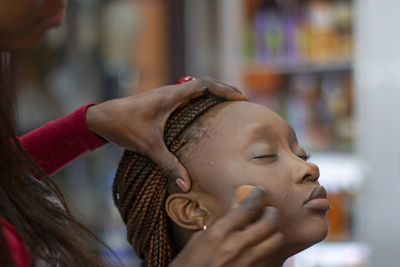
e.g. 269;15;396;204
86;77;246;192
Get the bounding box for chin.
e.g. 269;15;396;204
306;222;328;245
284;217;329;255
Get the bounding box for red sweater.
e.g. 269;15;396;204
1;104;108;266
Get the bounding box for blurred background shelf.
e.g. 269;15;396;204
211;0;354;154
242;61;352;75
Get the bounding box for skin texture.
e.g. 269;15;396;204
167;102;329;267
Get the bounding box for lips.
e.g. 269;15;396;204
303;186;330;211
305;186;327;203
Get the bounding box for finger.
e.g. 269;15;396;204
210;83;247;101
233;232;285;267
207;207;280;266
213;186;267;233
171;77;247;104
214;207;279;260
148;140;191;192
199;77;247;101
233;207;280;247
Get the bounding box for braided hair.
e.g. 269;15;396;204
113;93;225;267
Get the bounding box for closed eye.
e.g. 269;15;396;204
252;154;278;160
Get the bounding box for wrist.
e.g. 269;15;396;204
85;104;108;142
85;104;97;133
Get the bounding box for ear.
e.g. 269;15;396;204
165;192;208;231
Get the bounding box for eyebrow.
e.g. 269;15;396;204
236;124;275;152
245;123;299;145
247;124;274;138
238;124;276;148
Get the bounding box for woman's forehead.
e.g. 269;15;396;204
180;101;296;161
210;101;291;138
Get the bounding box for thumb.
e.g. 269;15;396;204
149;141;191;192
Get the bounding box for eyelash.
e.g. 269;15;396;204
253;154;311;161
252;154;278;160
298;154;311;161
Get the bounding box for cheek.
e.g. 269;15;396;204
186;154;238;200
195;158;294;206
229;163;294;207
271;188;328;245
201;192;231;223
182;156;234;220
272;191;302;230
262;183;304;230
227;165;307;232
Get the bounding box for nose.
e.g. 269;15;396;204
293;158;320;184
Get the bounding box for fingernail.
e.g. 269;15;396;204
176;178;189;191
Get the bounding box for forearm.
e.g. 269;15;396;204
18;104;108;176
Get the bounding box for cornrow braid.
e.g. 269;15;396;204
113;93;225;267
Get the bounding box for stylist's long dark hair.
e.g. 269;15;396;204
0;52;109;266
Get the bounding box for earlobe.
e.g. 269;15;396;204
165;193;208;231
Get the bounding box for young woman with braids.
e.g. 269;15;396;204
114;93;330;267
0;0;248;266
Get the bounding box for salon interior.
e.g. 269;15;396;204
16;0;400;266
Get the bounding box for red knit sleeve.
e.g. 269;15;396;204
18;104;108;176
0;219;31;267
